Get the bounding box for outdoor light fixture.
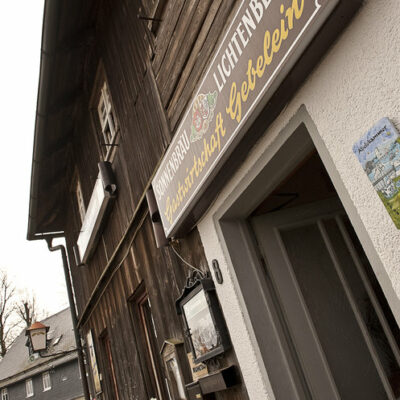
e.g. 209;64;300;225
25;322;49;352
25;322;77;358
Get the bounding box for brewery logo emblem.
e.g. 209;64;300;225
190;91;218;142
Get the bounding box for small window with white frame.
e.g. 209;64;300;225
75;178;86;224
42;371;51;391
90;63;119;161
1;388;8;400
26;379;34;397
97;81;118;160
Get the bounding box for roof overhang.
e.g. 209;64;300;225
27;0;96;240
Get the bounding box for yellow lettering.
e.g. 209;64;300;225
293;0;304;19
256;54;265;78
197;157;203;172
190;164;195;183
172;196;178;213
226;82;242;123
247;60;256;91
215;112;226;141
194;156;199;177
272;28;281;54
204;139;211;162
164;197;172;224
184;176;191;193
280;4;288;40
210;135;217;153
264;31;273;66
241;80;249;102
286;5;294;29
165;0;307;226
201;150;206;167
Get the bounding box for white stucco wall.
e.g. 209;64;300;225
197;1;400;399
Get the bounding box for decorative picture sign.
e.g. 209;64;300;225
152;0;340;236
183;289;218;359
353;118;400;229
176;277;231;364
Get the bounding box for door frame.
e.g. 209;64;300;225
252;197;399;399
209;106;400;398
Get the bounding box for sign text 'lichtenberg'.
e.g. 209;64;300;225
152;0;337;236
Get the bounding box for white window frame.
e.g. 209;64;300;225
1;388;8;400
97;81;117;159
42;371;51;391
26;379;34;397
76;178;86;223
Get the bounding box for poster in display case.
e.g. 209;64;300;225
176;277;230;364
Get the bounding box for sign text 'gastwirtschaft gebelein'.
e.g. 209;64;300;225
152;0;338;236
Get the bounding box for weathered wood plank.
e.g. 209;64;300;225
152;0;185;75
157;0;203;106
165;0;223;118
168;0;237;131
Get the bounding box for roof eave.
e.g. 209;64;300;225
27;0;66;241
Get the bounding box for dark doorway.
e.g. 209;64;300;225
250;151;400;399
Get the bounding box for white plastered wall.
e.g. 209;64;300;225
197;1;400;399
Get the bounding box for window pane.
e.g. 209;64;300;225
97;98;107;127
26;379;34;396
76;179;85;223
43;371;51;390
103;126;113;145
1;388;8;400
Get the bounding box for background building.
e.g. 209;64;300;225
0;308;84;400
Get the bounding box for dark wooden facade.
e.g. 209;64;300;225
30;1;249;399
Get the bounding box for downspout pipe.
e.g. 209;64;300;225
45;238;91;400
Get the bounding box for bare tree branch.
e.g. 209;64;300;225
16;294;38;327
0;272;49;358
0;270;17;357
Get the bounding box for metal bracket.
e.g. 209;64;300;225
137;14;162;22
212;260;223;284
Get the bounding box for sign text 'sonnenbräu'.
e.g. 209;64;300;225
152;0;335;236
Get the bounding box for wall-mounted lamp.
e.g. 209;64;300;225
25;323;77;358
25;322;49;352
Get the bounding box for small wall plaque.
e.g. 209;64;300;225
187;352;208;381
353;118;400;228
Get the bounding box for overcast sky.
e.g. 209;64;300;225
0;1;68;316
